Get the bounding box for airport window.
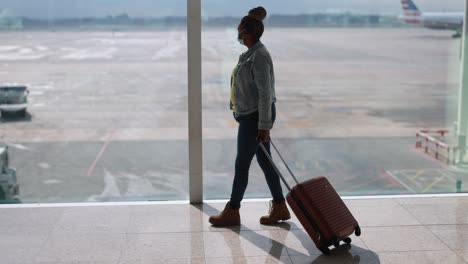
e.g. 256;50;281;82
0;0;189;203
0;0;466;204
202;0;466;200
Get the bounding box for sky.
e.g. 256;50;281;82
0;0;464;19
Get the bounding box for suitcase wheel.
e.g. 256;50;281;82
333;241;340;248
343;237;352;244
355;225;361;236
319;247;330;255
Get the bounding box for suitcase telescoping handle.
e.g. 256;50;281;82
259;141;300;192
260;141;326;243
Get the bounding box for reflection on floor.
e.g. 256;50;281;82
1;196;468;263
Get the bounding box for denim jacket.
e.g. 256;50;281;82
231;41;276;130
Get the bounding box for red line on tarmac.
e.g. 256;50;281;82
386;176;405;189
86;130;116;177
330;174;358;187
380;170;406;189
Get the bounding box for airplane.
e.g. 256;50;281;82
399;0;464;38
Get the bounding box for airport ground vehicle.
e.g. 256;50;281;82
0;86;29;117
0;146;19;200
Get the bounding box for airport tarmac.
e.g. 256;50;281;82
0;27;465;203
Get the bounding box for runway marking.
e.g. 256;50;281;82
385;170;416;193
393;169;423;190
8;143;31;151
406;173;422;190
86;130;116;177
422;173;448;193
383;171;406;189
411;169;425;180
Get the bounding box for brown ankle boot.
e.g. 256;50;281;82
209;202;241;226
260;200;291;225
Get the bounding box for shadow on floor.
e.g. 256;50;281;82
195;203;380;263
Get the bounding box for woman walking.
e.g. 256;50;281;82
209;6;291;226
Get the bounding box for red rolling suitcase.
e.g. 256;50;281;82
260;142;361;255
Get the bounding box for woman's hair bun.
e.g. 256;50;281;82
248;6;267;21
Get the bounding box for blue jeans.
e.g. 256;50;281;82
229;103;285;209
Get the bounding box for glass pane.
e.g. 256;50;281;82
0;0;188;203
202;0;465;200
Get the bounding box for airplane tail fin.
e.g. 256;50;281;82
401;0;421;16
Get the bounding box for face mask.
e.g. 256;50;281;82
237;29;245;45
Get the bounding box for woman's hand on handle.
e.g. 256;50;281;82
257;129;271;143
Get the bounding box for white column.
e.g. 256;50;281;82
457;0;468;163
187;0;203;203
